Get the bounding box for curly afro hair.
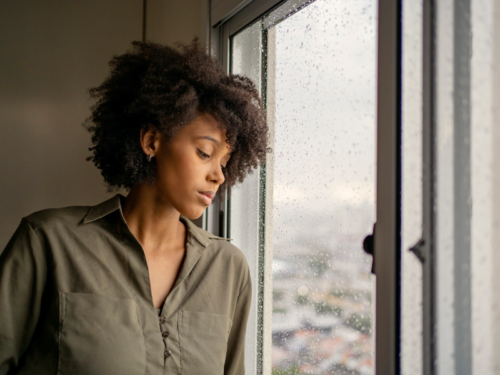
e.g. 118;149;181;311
83;38;272;198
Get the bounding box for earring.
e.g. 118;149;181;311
147;153;153;162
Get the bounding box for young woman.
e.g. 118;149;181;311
0;39;271;375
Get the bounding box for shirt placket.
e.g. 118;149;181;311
116;203;209;374
159;315;172;363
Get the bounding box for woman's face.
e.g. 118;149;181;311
145;113;231;219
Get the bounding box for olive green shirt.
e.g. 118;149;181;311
0;194;251;375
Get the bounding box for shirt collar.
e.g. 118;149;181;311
82;193;212;248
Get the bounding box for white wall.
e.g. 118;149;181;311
146;0;210;49
0;1;143;249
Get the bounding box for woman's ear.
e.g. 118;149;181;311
139;124;160;157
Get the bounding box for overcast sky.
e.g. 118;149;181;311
271;0;377;236
232;0;377;238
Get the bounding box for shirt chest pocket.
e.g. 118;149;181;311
57;292;146;375
179;310;232;374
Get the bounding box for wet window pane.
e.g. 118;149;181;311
231;0;376;373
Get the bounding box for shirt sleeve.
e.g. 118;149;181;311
0;218;47;375
224;274;252;375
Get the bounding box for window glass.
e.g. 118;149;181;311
231;0;376;373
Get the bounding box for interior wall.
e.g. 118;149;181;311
146;0;210;50
0;1;143;249
0;0;216;247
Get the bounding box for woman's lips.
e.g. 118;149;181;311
198;192;212;205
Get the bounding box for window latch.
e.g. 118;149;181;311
363;223;376;274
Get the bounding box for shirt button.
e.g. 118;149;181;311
162;331;170;338
159;317;167;324
164;349;172;358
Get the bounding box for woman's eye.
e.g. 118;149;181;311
198;149;226;170
197;149;210;158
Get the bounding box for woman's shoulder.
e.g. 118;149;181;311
190;224;250;273
22;203;92;232
206;230;246;258
199;229;251;291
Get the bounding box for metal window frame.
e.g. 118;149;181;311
416;1;472;373
452;1;472;373
209;0;402;374
375;0;401;374
422;0;437;373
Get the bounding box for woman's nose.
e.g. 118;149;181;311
209;163;225;185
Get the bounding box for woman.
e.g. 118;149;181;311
0;39;271;375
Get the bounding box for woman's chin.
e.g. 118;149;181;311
180;206;206;221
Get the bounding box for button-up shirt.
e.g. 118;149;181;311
0;194;251;375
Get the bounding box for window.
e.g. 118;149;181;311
206;0;500;374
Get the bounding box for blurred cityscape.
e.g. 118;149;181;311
271;204;375;375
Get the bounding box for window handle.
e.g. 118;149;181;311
363;223;376;274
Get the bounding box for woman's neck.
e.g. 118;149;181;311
121;185;186;254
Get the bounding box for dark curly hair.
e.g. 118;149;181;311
83;38;272;198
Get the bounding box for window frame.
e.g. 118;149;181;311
373;1;401;374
